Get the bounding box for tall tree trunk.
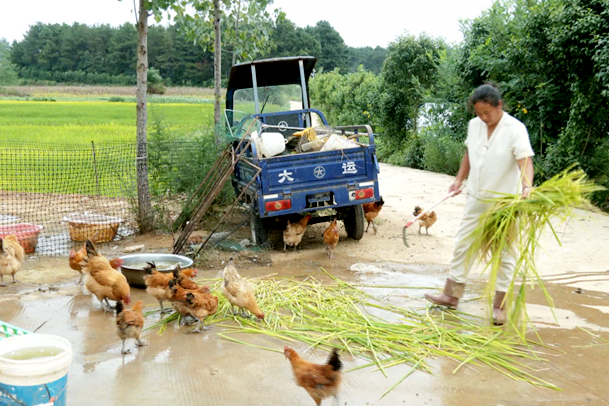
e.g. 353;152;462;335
136;0;153;233
231;0;241;67
213;0;222;138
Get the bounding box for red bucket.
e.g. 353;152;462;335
0;223;44;254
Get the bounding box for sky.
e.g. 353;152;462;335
0;0;494;47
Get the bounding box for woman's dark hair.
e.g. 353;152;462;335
469;83;502;107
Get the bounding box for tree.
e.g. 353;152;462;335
305;20;348;72
449;0;609;209
347;46;387;74
223;0;276;66
379;34;443;141
0;39;19;85
107;23;138;76
128;0;181;233
174;0;276;131
267;14;321;58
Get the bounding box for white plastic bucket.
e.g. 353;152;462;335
0;334;72;406
259;132;287;157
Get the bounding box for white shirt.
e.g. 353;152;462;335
465;112;534;200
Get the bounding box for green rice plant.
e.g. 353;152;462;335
0;101;214;143
0;101;216;196
148;270;563;397
468;166;604;334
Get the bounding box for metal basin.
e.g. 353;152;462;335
119;253;194;289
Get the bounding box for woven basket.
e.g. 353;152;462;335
63;213;122;243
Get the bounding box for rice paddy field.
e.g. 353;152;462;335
0;86;218;198
0;100;215;143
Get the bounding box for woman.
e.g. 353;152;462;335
424;84;535;325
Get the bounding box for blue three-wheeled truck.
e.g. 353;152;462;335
224;56;381;247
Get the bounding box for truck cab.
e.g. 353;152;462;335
225;56;381;246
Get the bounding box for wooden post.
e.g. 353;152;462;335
91;141;100;195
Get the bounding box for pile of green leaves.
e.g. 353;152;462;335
148;270;562;397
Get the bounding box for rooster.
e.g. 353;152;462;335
323;218;339;259
0;235;24;287
363;197;385;235
413;205;437;235
284;346;343;405
283;214;313;252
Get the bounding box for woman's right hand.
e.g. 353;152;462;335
449;180;463;196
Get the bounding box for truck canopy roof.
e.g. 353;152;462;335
226;56;317;92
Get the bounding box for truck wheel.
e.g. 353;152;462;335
250;215;269;247
344;204;365;240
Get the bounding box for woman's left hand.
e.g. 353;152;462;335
522;186;532;199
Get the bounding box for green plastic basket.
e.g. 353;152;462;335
0;321;31;340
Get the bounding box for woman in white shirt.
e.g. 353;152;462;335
425;84;535;325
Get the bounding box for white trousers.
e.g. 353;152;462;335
448;194;516;294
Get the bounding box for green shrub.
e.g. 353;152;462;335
147;67;166;95
404;135;426;169
422;135;464;175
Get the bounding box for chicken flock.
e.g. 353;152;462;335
0;195;446;404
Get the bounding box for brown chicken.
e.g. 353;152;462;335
168;279;218;333
413;205;437;235
171;266;206;292
323;218;339;259
143;262;172;314
363;197;385;235
82;240;131;311
69;243;124;284
283;214;313;251
0;235;24;287
221;257;264;319
284;346;343;406
143;263;201;314
115;300;146;354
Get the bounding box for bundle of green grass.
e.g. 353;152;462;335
467;166;604;334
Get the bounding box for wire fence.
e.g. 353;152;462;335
0;139;215;256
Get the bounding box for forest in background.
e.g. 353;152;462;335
0;16;386;87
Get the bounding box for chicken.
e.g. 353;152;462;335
143;262;173;314
115;300;146;354
323;219;339;259
221;257;264;319
283;214;313;252
143;262;202;315
69;243;124;284
167;279;218;333
0;235;24;287
171;266;207;292
413;205;437;235
284;346;343;405
363;197;385;235
81;239;131;311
